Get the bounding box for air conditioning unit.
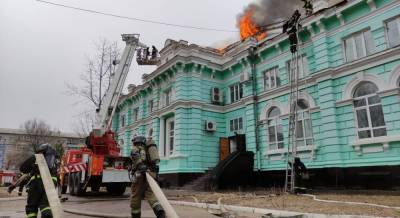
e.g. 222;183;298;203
211;87;222;104
205;120;217;132
240;72;250;83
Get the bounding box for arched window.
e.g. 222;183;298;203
353;82;386;139
296;99;314;147
267;107;284;150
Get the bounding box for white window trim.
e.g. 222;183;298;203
267;112;284;151
353;93;386;139
343;29;374;62
229;83;243;103
286;55;309;79
388;64;400;89
159;116;175;158
263;67;280;90
384;16;400;49
229;117;243;132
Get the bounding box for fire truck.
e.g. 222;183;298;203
59;34;159;196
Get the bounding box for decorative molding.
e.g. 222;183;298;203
342;71;387;100
366;0;376;10
336;12;345;25
335;98;353;107
259;100;288;121
378;88;400;98
388;64;400;89
352;135;400;155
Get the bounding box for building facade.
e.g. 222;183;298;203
0;128;84;170
114;0;400;187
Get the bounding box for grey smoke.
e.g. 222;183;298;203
237;0;303;28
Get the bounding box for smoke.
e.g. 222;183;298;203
237;0;303;28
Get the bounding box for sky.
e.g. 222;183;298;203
0;0;250;133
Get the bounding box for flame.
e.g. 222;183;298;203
239;10;266;41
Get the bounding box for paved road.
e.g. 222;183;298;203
0;192;218;218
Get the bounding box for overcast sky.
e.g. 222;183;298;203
0;0;250;133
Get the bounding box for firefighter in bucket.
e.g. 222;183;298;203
129;136;165;218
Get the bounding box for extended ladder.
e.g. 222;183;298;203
284;19;301;193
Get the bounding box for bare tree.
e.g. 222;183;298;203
4;119;54;170
23;118;53;149
67;38;121;135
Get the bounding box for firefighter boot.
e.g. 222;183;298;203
152;204;165;218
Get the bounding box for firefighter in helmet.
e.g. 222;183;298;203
16;143;57;218
130;136;165;218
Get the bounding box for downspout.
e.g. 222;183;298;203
248;45;261;171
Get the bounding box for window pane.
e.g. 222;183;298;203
306;139;313;146
239;84;243;98
278;142;284;149
296;120;304;138
296;139;305;147
235;85;239;101
373;128;387;137
370;105;385;127
234;119;239;130
230;120;234;131
356;109;369;128
387;19;400;48
353;82;378;97
268;126;276;142
354;33;365;58
277;125;284;142
268;107;281;117
354;98;366;107
264;73;270;88
345;37;355;62
368;95;381;104
239;118;243;130
297;99;309;110
304;119;312;137
230;86;235;102
364;30;375;55
358;130;371;139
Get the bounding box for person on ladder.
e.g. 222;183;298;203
288;157;309;194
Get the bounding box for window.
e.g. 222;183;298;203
148;100;154;114
295;99;314;147
230;83;243;103
133;108;139;121
120;114;126;127
229;118;243;132
263;67;280;90
353;82;386;139
267;107;284;150
386;17;400;48
344;30;375;62
163;117;175;156
286;55;309;79
164;89;173;107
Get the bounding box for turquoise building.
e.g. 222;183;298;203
114;0;400;187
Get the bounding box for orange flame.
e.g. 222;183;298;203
239;10;266;41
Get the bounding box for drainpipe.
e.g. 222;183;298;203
248;45;261;171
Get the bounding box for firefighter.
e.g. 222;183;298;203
151;45;158;60
302;0;313;16
130;136;165;218
18;143;57;218
289;157;309;194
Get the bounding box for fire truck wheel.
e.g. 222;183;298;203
91;184;100;192
68;173;76;196
106;184;126;196
75;172;86;196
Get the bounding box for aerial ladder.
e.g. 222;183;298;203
59;34;160;196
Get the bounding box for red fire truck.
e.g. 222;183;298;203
59;34;158;196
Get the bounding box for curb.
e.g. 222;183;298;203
169;200;380;218
0;196;26;201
